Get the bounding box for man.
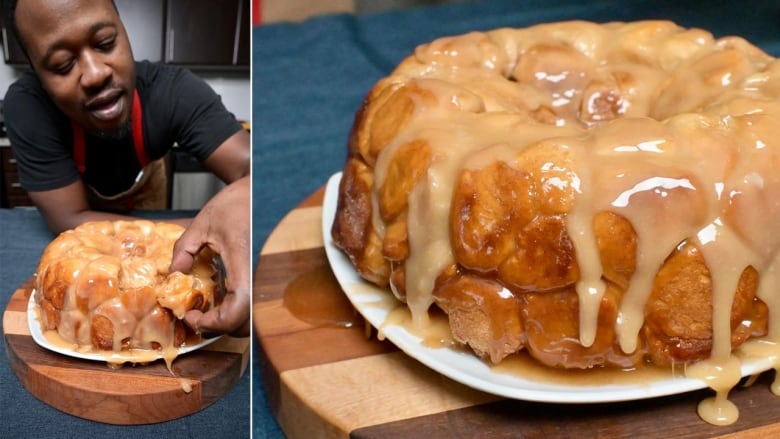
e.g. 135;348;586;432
3;0;250;336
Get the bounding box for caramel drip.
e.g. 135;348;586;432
362;20;780;425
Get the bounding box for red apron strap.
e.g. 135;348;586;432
131;88;149;167
71;88;147;174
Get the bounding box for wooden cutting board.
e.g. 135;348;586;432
3;278;249;425
253;185;780;439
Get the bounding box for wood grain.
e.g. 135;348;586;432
3;282;249;425
253;185;780;438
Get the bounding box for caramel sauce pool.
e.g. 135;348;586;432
283;264;362;328
378;301;773;426
493;353;680;387
379;304;685;387
41;326;203;372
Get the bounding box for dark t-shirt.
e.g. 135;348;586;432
3;61;242;196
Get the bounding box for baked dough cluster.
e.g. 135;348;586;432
35;220;221;353
331;20;780;376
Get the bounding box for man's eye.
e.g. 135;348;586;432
96;37;117;52
52;60;74;75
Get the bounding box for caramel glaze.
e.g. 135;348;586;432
34;220;221;369
283;264;362;328
331;20;780;425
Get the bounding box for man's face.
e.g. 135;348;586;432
15;0;135;138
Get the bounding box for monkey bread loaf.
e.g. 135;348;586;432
331;20;780;376
34;220;222;354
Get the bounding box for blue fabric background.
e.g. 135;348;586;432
253;0;780;437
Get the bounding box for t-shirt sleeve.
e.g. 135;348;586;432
161;67;243;161
3;81;79;192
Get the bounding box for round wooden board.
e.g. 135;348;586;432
253;185;780;439
3;279;249;425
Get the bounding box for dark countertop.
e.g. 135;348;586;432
0;208;250;438
252;0;780;437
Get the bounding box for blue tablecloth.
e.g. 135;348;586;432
0;208;250;438
253;1;780;437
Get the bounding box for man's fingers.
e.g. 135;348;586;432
171;178;250;335
169;247;196;274
169;225;207;273
183;292;249;337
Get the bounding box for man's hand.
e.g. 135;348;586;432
170;175;250;336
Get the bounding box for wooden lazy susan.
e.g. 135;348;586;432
3;279;249;425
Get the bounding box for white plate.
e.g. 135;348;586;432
28;290;221;364
322;171;775;403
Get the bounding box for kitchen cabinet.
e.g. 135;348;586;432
235;0;250;66
164;0;250;68
116;0;165;62
1;145;33;208
0;0;28;65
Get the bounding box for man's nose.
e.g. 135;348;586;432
79;50;111;90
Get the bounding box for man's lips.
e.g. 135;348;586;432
84;89;125;122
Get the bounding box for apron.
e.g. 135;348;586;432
71;89;169;212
